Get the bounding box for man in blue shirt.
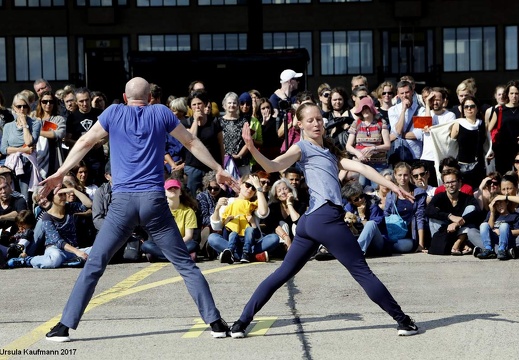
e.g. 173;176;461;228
41;77;235;342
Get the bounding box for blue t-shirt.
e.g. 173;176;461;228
98;104;179;193
296;140;343;214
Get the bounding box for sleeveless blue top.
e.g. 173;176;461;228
297;140;343;214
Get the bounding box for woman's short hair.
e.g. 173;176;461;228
169;97;188;115
12;93;30;108
375;81;395;99
268;178;298;204
222;92;238;110
202;171;217;189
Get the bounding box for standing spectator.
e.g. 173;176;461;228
346;96;390;188
493;80;519;175
248;89;261;119
420;87;456;186
33;91;66;179
1;93;41;202
449;95;491;189
375;81;395;123
317;83;332;115
257;98;281;161
183;91;224;196
324;87;354;150
450;78;477;119
388;80;425;165
220;92;251;177
65;88;105;185
90;91;107;111
149;84;162;105
269;69;302;119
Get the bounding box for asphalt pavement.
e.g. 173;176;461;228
1;253;518;360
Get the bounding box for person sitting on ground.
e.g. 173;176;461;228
434;156;474;196
261;177;304;256
343;181;392;257
208;174;269;264
474;172;501;212
384;162;427;253
7;186;92;269
74;160;98;201
425;169;481;256
411;161;436;205
372;169;394;210
477;194;519;260
5;210;35;260
142;179;200;262
0;175;28;247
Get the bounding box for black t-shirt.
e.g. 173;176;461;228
0;109;14;125
67;108;104;164
184;117;223;171
0;195;28;232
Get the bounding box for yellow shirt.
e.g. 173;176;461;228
170;203;197;238
221;198;258;236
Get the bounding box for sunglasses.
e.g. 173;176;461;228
260;180;271;185
353;84;366;89
412;171;427;179
322;92;331;98
208;186;220;192
514;159;519;164
382;92;393;96
464;104;476;110
486;180;499;187
14;104;29;109
41;100;54;105
358;95;368;100
244;182;257;191
350;196;362;203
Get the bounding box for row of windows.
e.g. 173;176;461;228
5;0;369;6
1;26;519;82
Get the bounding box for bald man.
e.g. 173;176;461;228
41;77;235;342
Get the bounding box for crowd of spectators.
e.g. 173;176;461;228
1;72;519;270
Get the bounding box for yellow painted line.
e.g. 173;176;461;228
248;317;278;337
0;263;168;360
1;262;263;358
182;318;209;338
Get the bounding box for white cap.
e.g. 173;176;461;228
280;69;303;83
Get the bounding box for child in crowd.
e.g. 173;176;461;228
208;174;268;264
6;210;36;259
477;195;519;260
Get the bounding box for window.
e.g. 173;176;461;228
76;0;127;5
138;35;191;51
320;0;371;2
262;0;310;4
320;30;373;75
14;0;65;5
0;38;6;81
443;27;496;72
264;32;312;75
15;37;69;81
198;0;237;5
506;26;518;70
199;34;247;51
136;0;189;6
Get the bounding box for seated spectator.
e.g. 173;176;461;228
142;179;200;262
425;169;481;255
208;174;270;264
477;194;518;260
2;210;35;261
342;181;392;257
74;161;98;200
283;167;309;210
434;156;474;196
196;171;227;259
0;175;28;246
7;187;92;269
256;170;274;199
372;169;394;210
474;172;501;212
411;161;436;205
384;162;427;253
262;177;303;252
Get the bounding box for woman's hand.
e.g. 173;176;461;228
75;249;88;260
392;184;415;203
286;192;295;206
248;175;262;190
242;122;255;150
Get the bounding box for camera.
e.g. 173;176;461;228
278;99;291;111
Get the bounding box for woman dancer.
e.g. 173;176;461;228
230;102;418;338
